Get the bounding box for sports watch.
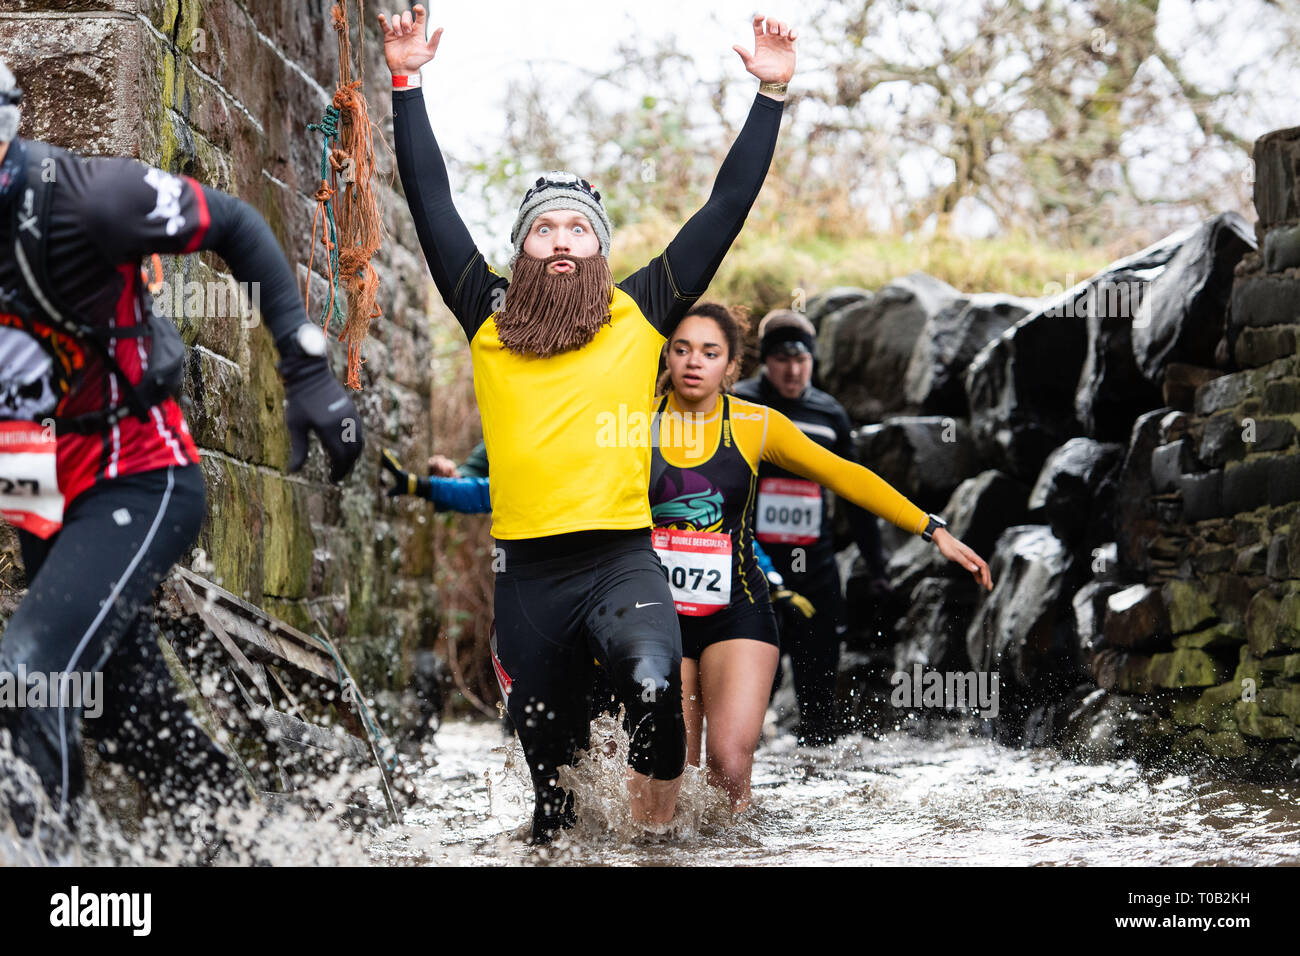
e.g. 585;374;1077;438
921;514;948;543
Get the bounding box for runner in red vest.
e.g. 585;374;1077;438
0;57;363;835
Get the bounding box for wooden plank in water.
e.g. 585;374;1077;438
262;708;372;763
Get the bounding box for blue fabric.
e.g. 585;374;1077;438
426;475;491;514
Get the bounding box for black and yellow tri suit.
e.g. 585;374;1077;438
650;390;928;660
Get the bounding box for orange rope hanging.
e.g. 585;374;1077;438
306;1;385;390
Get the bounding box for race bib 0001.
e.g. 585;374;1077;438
651;528;731;616
0;420;63;539
756;477;822;545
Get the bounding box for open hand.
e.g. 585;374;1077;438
428;454;459;478
378;5;444;76
733;15;797;85
934;528;993;592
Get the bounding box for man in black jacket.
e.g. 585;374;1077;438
732;310;889;746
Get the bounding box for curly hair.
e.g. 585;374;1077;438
657;301;752;395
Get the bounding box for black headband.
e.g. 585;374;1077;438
760;324;815;360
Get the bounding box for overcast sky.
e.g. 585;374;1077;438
393;0;1296;255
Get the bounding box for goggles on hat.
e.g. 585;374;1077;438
0;86;22;107
519;175;602;208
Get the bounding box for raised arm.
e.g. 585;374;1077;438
623;16;796;333
381;5;505;338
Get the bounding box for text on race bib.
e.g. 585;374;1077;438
651;528;731;616
756;477;821;545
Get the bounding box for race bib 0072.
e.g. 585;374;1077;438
651;528;731;616
756;477;822;545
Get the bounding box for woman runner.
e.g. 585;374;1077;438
649;303;993;813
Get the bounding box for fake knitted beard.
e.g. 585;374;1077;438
495;252;614;358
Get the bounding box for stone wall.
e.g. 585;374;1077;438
812;126;1299;777
1091;126;1300;771
0;0;439;692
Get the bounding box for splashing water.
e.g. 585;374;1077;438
6;716;1300;866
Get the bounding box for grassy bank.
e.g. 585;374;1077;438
609;217;1121;315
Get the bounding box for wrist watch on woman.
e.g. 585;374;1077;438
921;513;948;542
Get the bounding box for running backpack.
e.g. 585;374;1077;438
7;140;186;435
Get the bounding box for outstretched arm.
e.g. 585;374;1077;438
830;411;889;579
81;159;363;480
760;408;993;590
382;5;505;339
624;16;796;334
382;449;491;513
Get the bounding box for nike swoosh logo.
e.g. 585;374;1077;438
634;602;662;609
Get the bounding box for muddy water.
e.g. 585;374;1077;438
364;717;1300;866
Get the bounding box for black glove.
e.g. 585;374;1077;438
380;448;430;499
771;587;816;620
278;344;363;481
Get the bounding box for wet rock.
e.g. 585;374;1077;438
1163;578;1217;634
1221;458;1272;514
1172;730;1250;759
1268;533;1290;580
1233;326;1297;368
964;231;1191;479
1263;223;1300;273
1072;579;1126;656
903;293;1034;417
1026;438;1124;546
965;308;1088;483
1263;380;1300;415
965;525;1078;689
1228;274;1300;335
806;286;872;329
1162;363;1224;411
852;416;979;513
820;273;962;422
1131;213;1255;384
1102;584;1170;650
1178;469;1227;522
1057;687;1168;760
1148;648;1228;689
1194;368;1256;415
892;577;977;673
887;469;1029;596
1172;621;1244;650
1234;702;1297;740
1077;303;1165;442
1150;438;1200;493
1114;409;1170;575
